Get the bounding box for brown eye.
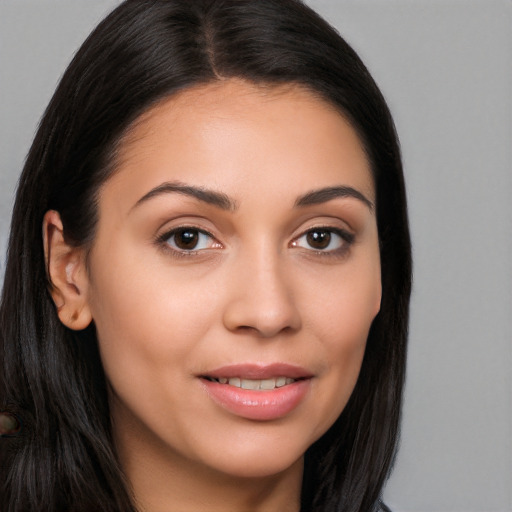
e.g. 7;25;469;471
291;227;354;254
306;230;332;249
163;227;219;252
173;228;200;250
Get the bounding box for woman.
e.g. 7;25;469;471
0;1;411;511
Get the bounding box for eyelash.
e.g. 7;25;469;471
291;226;355;258
155;226;355;259
156;226;220;258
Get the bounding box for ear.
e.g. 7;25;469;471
43;210;93;330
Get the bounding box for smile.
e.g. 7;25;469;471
203;376;297;390
199;364;313;421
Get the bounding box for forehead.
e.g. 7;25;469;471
105;79;374;207
121;80;347;146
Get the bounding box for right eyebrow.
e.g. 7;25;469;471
130;181;238;212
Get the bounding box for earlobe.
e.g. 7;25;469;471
43;210;93;331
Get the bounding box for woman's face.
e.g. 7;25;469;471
83;80;381;480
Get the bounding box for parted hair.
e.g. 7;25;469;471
0;1;411;511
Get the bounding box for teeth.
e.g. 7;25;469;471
276;377;286;388
260;378;276;390
228;377;241;387
213;377;297;390
241;379;260;390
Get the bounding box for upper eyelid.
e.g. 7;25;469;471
292;214;355;232
158;224;216;240
153;213;219;234
292;224;354;240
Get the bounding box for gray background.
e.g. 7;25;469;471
1;1;511;511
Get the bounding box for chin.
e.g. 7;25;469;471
211;452;304;480
191;427;311;480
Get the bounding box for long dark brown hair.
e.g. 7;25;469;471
0;1;411;510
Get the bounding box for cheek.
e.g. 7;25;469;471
86;252;220;454
306;254;381;346
301;257;381;432
86;245;216;384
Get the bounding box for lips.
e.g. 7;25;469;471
199;363;313;421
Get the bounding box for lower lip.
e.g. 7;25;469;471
201;379;311;421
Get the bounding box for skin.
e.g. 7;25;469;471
44;80;381;512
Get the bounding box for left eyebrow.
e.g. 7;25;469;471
294;186;374;211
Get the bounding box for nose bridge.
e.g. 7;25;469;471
222;241;301;337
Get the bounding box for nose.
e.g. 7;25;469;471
222;249;302;338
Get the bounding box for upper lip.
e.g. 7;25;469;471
200;363;314;380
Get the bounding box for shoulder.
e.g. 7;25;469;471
378;502;393;512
